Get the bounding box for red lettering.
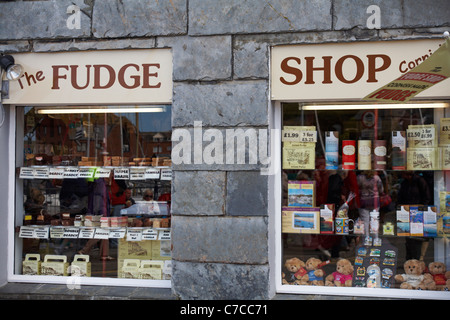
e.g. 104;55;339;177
70;65;91;90
280;57;302;85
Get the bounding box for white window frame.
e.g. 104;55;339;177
7;105;171;288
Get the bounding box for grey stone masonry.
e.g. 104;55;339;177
0;0;449;301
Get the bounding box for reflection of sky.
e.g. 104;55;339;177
121;105;172;133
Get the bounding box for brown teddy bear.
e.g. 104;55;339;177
325;258;354;287
394;259;427;289
302;257;326;286
423;261;450;291
282;257;306;285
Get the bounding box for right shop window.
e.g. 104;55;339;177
281;102;450;293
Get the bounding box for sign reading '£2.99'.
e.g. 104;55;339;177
4;49;173;105
271;39;449;101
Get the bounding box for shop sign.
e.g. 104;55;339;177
364;38;450;103
3;49;172;105
271;39;448;101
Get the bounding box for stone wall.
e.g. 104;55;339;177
1;0;449;299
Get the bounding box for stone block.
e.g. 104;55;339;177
172;260;270;300
404;0;450;28
172;81;268;127
92;0;187;38
226;171;268;216
0;0;91;40
171;216;268;263
172;171;225;215
158;35;231;81
33;38;156;52
189;0;332;35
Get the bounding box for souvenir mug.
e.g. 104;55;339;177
335;217;354;235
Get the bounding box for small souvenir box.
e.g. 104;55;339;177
22;254;41;275
70;254;91;277
41;255;69;276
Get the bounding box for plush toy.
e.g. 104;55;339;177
394;259;427;289
325;258;354;287
282;257;307;285
302;257;328;286
423;262;450;291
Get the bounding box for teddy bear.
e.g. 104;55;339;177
302;257;326;286
422;261;450;291
325;258;354;287
394;259;427;290
282;257;307;285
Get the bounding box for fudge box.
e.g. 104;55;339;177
70;254;91;277
22;254;41;275
41;255;69;276
138;260;164;280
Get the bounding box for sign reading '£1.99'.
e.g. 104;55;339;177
271;39;449;101
4;49;173;105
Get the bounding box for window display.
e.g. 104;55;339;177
15;106;172;282
280;102;450;293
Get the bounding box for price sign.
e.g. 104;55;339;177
114;168;130;180
108;228;126;239
142;228;158;240
19;167;35;179
79;227;96;239
126;228;143;241
282;129;317;143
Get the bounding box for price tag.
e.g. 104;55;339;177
407;127;435;140
19;226;36;238
64;167;79;179
158;230;171;241
94;168;111;178
78;167;95;179
63;227;80;239
142;228;158;240
114;168;129;180
145;168;160;179
94;228;110;239
34;167;49;179
49;167;65;179
160;168;172;181
108;228;126;239
34;226;50;239
129;167;146;180
50;227;65;238
126;228;143;241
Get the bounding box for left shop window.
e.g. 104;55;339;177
15;106;172;282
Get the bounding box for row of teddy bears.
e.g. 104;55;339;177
282;257;450;290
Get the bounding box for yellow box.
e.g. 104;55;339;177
138;260;164;280
70;254;91;277
22;254;41;275
41;255;69;276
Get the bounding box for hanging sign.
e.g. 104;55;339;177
363;38;450;102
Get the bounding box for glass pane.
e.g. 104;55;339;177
16;106;172;281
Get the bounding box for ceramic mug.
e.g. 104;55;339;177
335;217;354;235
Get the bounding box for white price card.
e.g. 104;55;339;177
19;167;35;179
129;167;146;180
142;228;158;240
114;168;130;180
78;227;96;239
34;167;49;179
49;167;65;179
108;228;126;239
50;227;65;238
63;227;80;239
78;167;96;179
34;226;50;239
158;230;171;241
126;228;143;241
19;226;36;238
282;129;317;143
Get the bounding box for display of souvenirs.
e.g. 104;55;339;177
358;140;372;170
342;140;356;169
373;140;387;170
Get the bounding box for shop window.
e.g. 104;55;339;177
15;106;172;283
280;102;450;294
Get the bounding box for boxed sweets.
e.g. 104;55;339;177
119;259;141;279
407;147;438;170
358;140;372;170
41;255;69;276
396;205;410;236
342;140;356;169
22;254;41;275
70;254;91;277
373;140;387;170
